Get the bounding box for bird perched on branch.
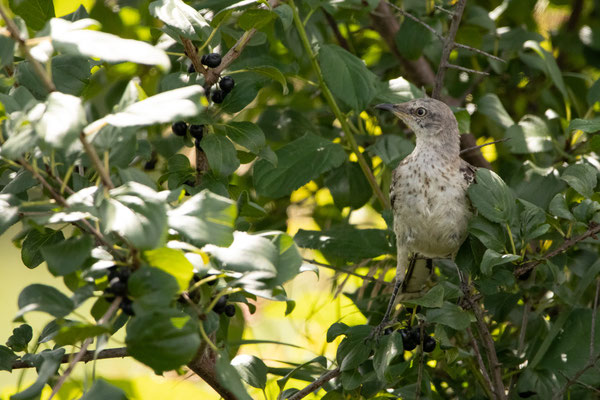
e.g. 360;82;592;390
374;97;475;334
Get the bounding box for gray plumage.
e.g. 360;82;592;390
375;97;474;328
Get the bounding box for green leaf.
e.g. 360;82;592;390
373;331;403;381
549;193;575;220
341;369;363;391
0;346;18;372
80;379;127;400
587;78;600;105
239;8;276;30
49;18;170;71
402;285;444;308
35;92;86;149
295;227;394;262
243;66;288;95
468;215;505;252
468;168;516;223
253;133;346;198
143;248;194;292
394;17;431;60
126;308;200;374
476;93;515;128
101;183;167;250
0;36;15;69
168;189;237;247
426;302;471;330
0;194;20;235
480;249;520;275
53;323;110;347
216;121;266;155
560;163;597;198
129;267;180;309
567;118;600;133
215;351;253;400
523;40;568;100
9;0;55;31
367;134;414;169
11;349;64;400
16;284;74;318
318;44;378;112
231;354;268;389
6;324;33;352
149;0;211;41
327;322;349;342
325;161;372;209
202;134;240;177
21;228;65;269
274;4;293;30
88;86;204;129
336;325;372;371
505;115;553;154
41;235;93;276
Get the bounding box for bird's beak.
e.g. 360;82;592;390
376;103;410;118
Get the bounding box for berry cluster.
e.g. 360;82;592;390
213;295;236;317
105;267;134;316
171;121;204;141
396;327;436;352
187;52;235;104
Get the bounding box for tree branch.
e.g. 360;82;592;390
287;368;341;400
515;222;600;277
432;0;467;99
447;63;489;75
12;347;129;369
79;132;114;190
303;259;393;286
467;327;495;398
0;4;56;93
459;138;508;155
48;297;123;400
187;348;240;400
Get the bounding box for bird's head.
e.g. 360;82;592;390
375;98;457;139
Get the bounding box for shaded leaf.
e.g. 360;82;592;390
477;93;514;128
6;324;33;352
9;0;54;30
231;354;268;389
325;161;372;209
468;168;516;223
129;267;179;309
568;118;600;133
215;351;253;400
505;115;553;154
16;284;74;318
11;349;64;400
202;134;240;177
373;331;403;380
216;121;266;154
80;379;127;400
560;163;597;198
426;302;471;330
21;228;65;269
41;235;93;276
480;249;520;275
0;346;18;372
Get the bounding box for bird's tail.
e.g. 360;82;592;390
397;254;433;295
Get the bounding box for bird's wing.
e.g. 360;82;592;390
459;160;477;187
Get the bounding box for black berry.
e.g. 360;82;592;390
120;299;134;316
224;304;236;317
211;90;226;104
190;124;204;141
213;295;228;314
107;279;127;296
219;76;235;93
422;335;436;352
188;63;195;73
383;327;393;335
400;328;418;351
518;391;537;398
172;121;188;136
201;53;222;68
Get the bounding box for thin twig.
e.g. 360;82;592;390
12;347;128;369
48;297;122;399
79;132;114;190
302;259;393;286
515;222;600;277
0;4;56;93
287;368;341;400
590;279;600;360
459;138;509;155
181;37;207;76
454;43;505;63
467;327;495;397
415;321;425;400
432;0;468;99
323;9;350;51
508;302;529;397
447;63;490;75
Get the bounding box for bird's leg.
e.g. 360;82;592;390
368;255;417;340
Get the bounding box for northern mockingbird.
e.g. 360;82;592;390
374;97;475;334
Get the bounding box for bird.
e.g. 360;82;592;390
374;97;475;335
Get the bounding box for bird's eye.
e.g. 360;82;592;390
415;107;427;117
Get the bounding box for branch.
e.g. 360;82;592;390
303;258;393;286
291;0;389;209
460;278;506;400
0;4;56;93
323;10;350;51
515;222;600;277
181;37;207;76
12;348;128;369
432;0;468;99
553;278;600;399
447;63;489;75
187;348;240;400
287;368;341;400
48;297;123;400
79;132;114;190
459;138;508;155
467;327;495;397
